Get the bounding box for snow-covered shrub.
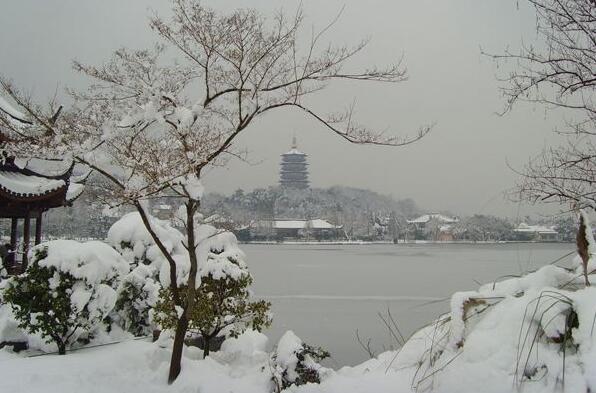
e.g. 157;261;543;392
107;212;186;270
270;331;330;392
107;213;187;335
2;240;129;354
113;265;161;336
154;230;271;358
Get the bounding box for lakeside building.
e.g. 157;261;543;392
513;223;559;242
407;213;459;241
244;219;344;241
279;137;309;189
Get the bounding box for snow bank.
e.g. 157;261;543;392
393;252;596;393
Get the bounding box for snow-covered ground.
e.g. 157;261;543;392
0;213;591;392
1;254;595;393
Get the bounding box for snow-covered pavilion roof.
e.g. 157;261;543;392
66;182;85;202
0;157;85;209
0;95;87;221
0;95;29;123
15;157;74;178
0;171;66;198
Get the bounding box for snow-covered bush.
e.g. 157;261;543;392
2;240;129;354
154;229;271;358
107;212;186;270
107;213;185;335
270;331;330;392
113;265;161;336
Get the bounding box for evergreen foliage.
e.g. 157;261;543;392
3;247;118;354
154;252;271;358
113;265;160;336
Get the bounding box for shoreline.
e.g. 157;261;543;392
240;240;573;245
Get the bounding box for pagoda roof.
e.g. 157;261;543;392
281;148;306;156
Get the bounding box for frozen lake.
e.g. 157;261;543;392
244;242;575;367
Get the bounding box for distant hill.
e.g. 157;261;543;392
202;186;421;239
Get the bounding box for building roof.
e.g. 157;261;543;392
0;156;86;215
0;171;66;198
15;157;74;178
274;219;341;230
407;213;459;224
0;95;86;216
281;148;306;156
0;95;29;124
514;223;558;234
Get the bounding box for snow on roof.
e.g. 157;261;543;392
0;95;28;123
514;223;558;234
274;219;341;229
0;170;66;196
70;164;92;183
19;157;74;177
66;182;85;201
407;214;459;224
281;148;306;156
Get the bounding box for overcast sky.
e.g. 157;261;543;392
0;0;570;218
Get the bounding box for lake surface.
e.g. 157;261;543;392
243;243;575;367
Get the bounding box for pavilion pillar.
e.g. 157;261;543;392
22;213;30;270
35;214;42;245
9;218;18;266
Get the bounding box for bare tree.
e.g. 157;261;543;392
486;0;595;209
511;138;596;209
0;0;429;383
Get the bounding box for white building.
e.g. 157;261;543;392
407;213;459;241
514;223;559;241
249;219;343;240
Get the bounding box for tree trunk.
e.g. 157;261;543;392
203;336;210;358
168;198;201;384
168;314;189;383
57;341;66;355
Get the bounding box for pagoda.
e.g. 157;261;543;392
279;137;309;189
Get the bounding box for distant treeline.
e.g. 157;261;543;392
1;185;576;243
